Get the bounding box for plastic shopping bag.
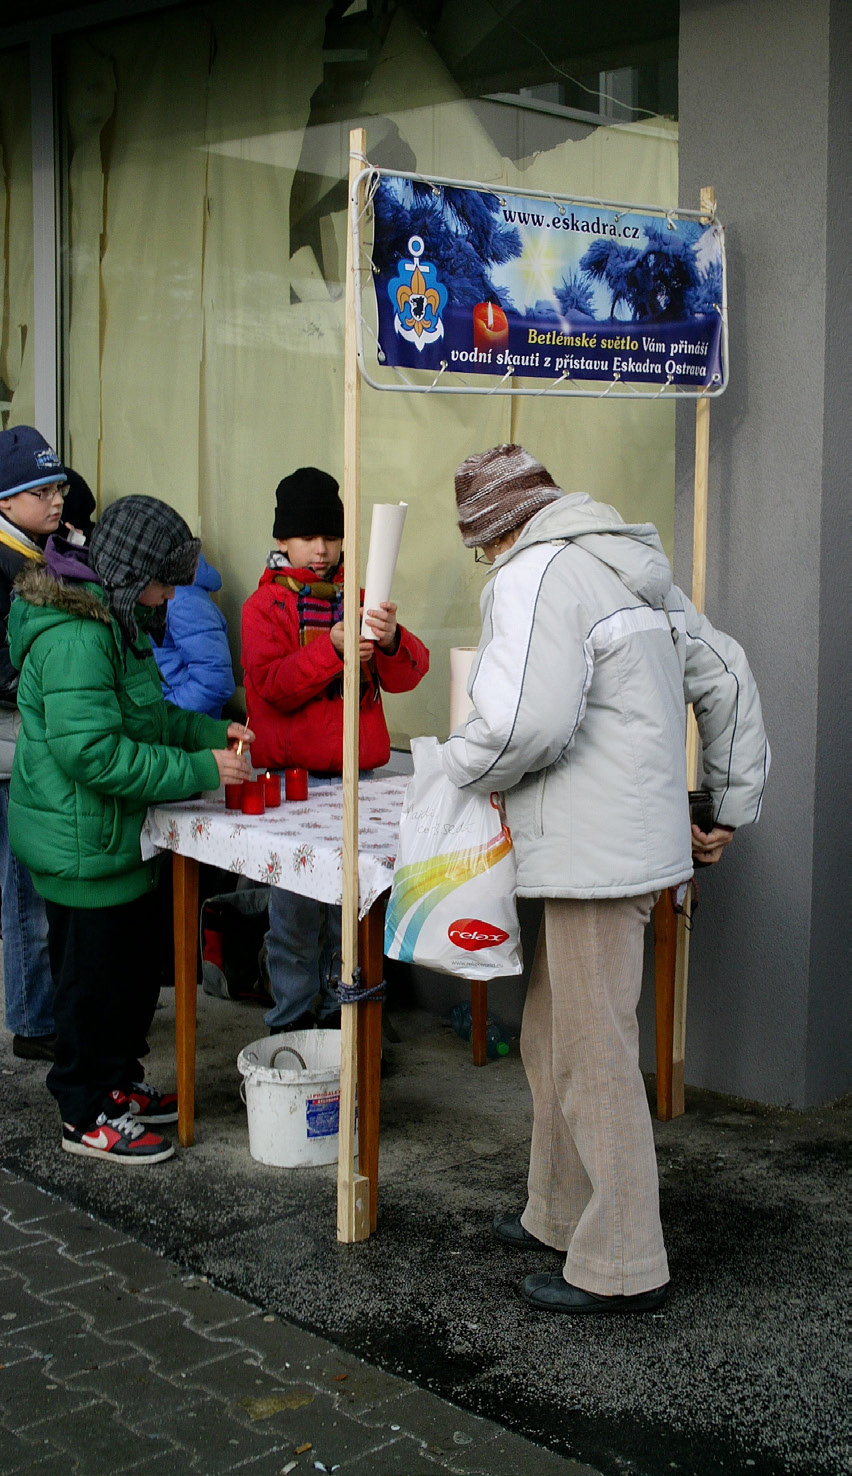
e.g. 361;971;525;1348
384;736;522;979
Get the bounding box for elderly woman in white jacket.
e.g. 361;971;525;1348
442;445;769;1315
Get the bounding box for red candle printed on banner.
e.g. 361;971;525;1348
224;782;243;812
284;767;309;802
241;779;266;815
472;300;509;353
263;771;282;807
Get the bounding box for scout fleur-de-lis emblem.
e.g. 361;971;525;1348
388;235;448;351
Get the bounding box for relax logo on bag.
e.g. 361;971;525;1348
448;919;510;952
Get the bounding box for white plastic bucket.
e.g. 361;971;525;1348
237;1031;355;1168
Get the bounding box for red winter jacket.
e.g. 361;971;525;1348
241;564;429;774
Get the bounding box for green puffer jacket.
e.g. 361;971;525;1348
8;565;229;907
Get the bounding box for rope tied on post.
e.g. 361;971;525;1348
334;966;387;1006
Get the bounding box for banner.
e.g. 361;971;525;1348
370;175;726;393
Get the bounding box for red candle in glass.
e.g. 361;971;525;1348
240;779;266;815
263;771;282;807
224;782;243;812
284;767;309;801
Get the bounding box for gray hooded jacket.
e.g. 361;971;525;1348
442;493;769;899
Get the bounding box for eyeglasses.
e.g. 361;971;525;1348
474;547;491;565
25;483;68;502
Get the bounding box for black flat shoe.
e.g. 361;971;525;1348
12;1033;56;1062
269;1011;316;1035
492;1212;558;1252
518;1272;669;1314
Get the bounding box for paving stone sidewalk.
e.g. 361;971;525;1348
0;1169;599;1476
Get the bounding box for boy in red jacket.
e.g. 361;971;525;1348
241;467;429;1031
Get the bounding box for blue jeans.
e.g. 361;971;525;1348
0;779;54;1037
264;888;342;1031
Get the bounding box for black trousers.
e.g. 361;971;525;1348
45;885;172;1128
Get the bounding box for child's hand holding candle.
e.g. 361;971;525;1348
225;719;254;756
213;747;251;786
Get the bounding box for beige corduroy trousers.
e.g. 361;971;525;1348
519;894;669;1296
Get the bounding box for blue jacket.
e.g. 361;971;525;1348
153;553;235;717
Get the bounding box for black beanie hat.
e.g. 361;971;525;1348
61;468;96;537
273;467;344;541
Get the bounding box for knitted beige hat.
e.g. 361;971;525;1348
455;444;562;548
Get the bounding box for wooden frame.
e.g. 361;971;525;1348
171;851;386;1231
652;185;716;1121
337;127;371;1242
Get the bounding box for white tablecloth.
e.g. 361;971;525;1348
141;776;409;917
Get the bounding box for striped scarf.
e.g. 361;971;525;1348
267;552;344;647
275;575;343;646
266;553;373;691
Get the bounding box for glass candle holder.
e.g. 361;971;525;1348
284;767;309;801
263;771;282;807
224;782;243;812
240;779;266;815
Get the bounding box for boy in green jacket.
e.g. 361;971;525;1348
9;495;251;1165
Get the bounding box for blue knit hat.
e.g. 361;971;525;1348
0;426;64;498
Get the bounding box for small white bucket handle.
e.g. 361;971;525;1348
239;1043;308;1103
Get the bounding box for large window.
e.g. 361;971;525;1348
0;46;34;429
59;1;679;742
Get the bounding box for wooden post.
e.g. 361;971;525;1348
356;900;386;1232
172;853;199;1147
668;184;715;1119
471;980;488;1067
337;127;371;1243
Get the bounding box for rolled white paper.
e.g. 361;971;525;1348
360;502;408;639
449;647;477;730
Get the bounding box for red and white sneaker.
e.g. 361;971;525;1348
62;1110;174;1165
108;1081;178;1124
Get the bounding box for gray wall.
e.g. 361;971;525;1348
673;0;849;1106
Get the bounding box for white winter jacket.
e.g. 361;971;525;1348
442;493;769;899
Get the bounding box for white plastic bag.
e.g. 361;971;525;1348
384;736;522;979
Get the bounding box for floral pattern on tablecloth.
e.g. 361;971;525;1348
141;776;410;916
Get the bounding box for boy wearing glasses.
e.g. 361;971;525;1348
0;426;67;1061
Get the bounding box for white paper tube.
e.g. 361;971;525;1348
360;502;408;638
449;647;477;731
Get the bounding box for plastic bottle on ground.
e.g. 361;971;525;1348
449;1000;472;1041
449;1001;513;1058
484;1020;512;1058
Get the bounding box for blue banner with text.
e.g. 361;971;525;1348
371;177;725;391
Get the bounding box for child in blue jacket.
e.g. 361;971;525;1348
153;551;235;717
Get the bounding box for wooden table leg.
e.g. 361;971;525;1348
470;979;488;1067
172;852;199;1147
357;898;385;1233
653;889;676;1121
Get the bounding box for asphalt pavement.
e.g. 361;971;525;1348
0;983;847;1476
